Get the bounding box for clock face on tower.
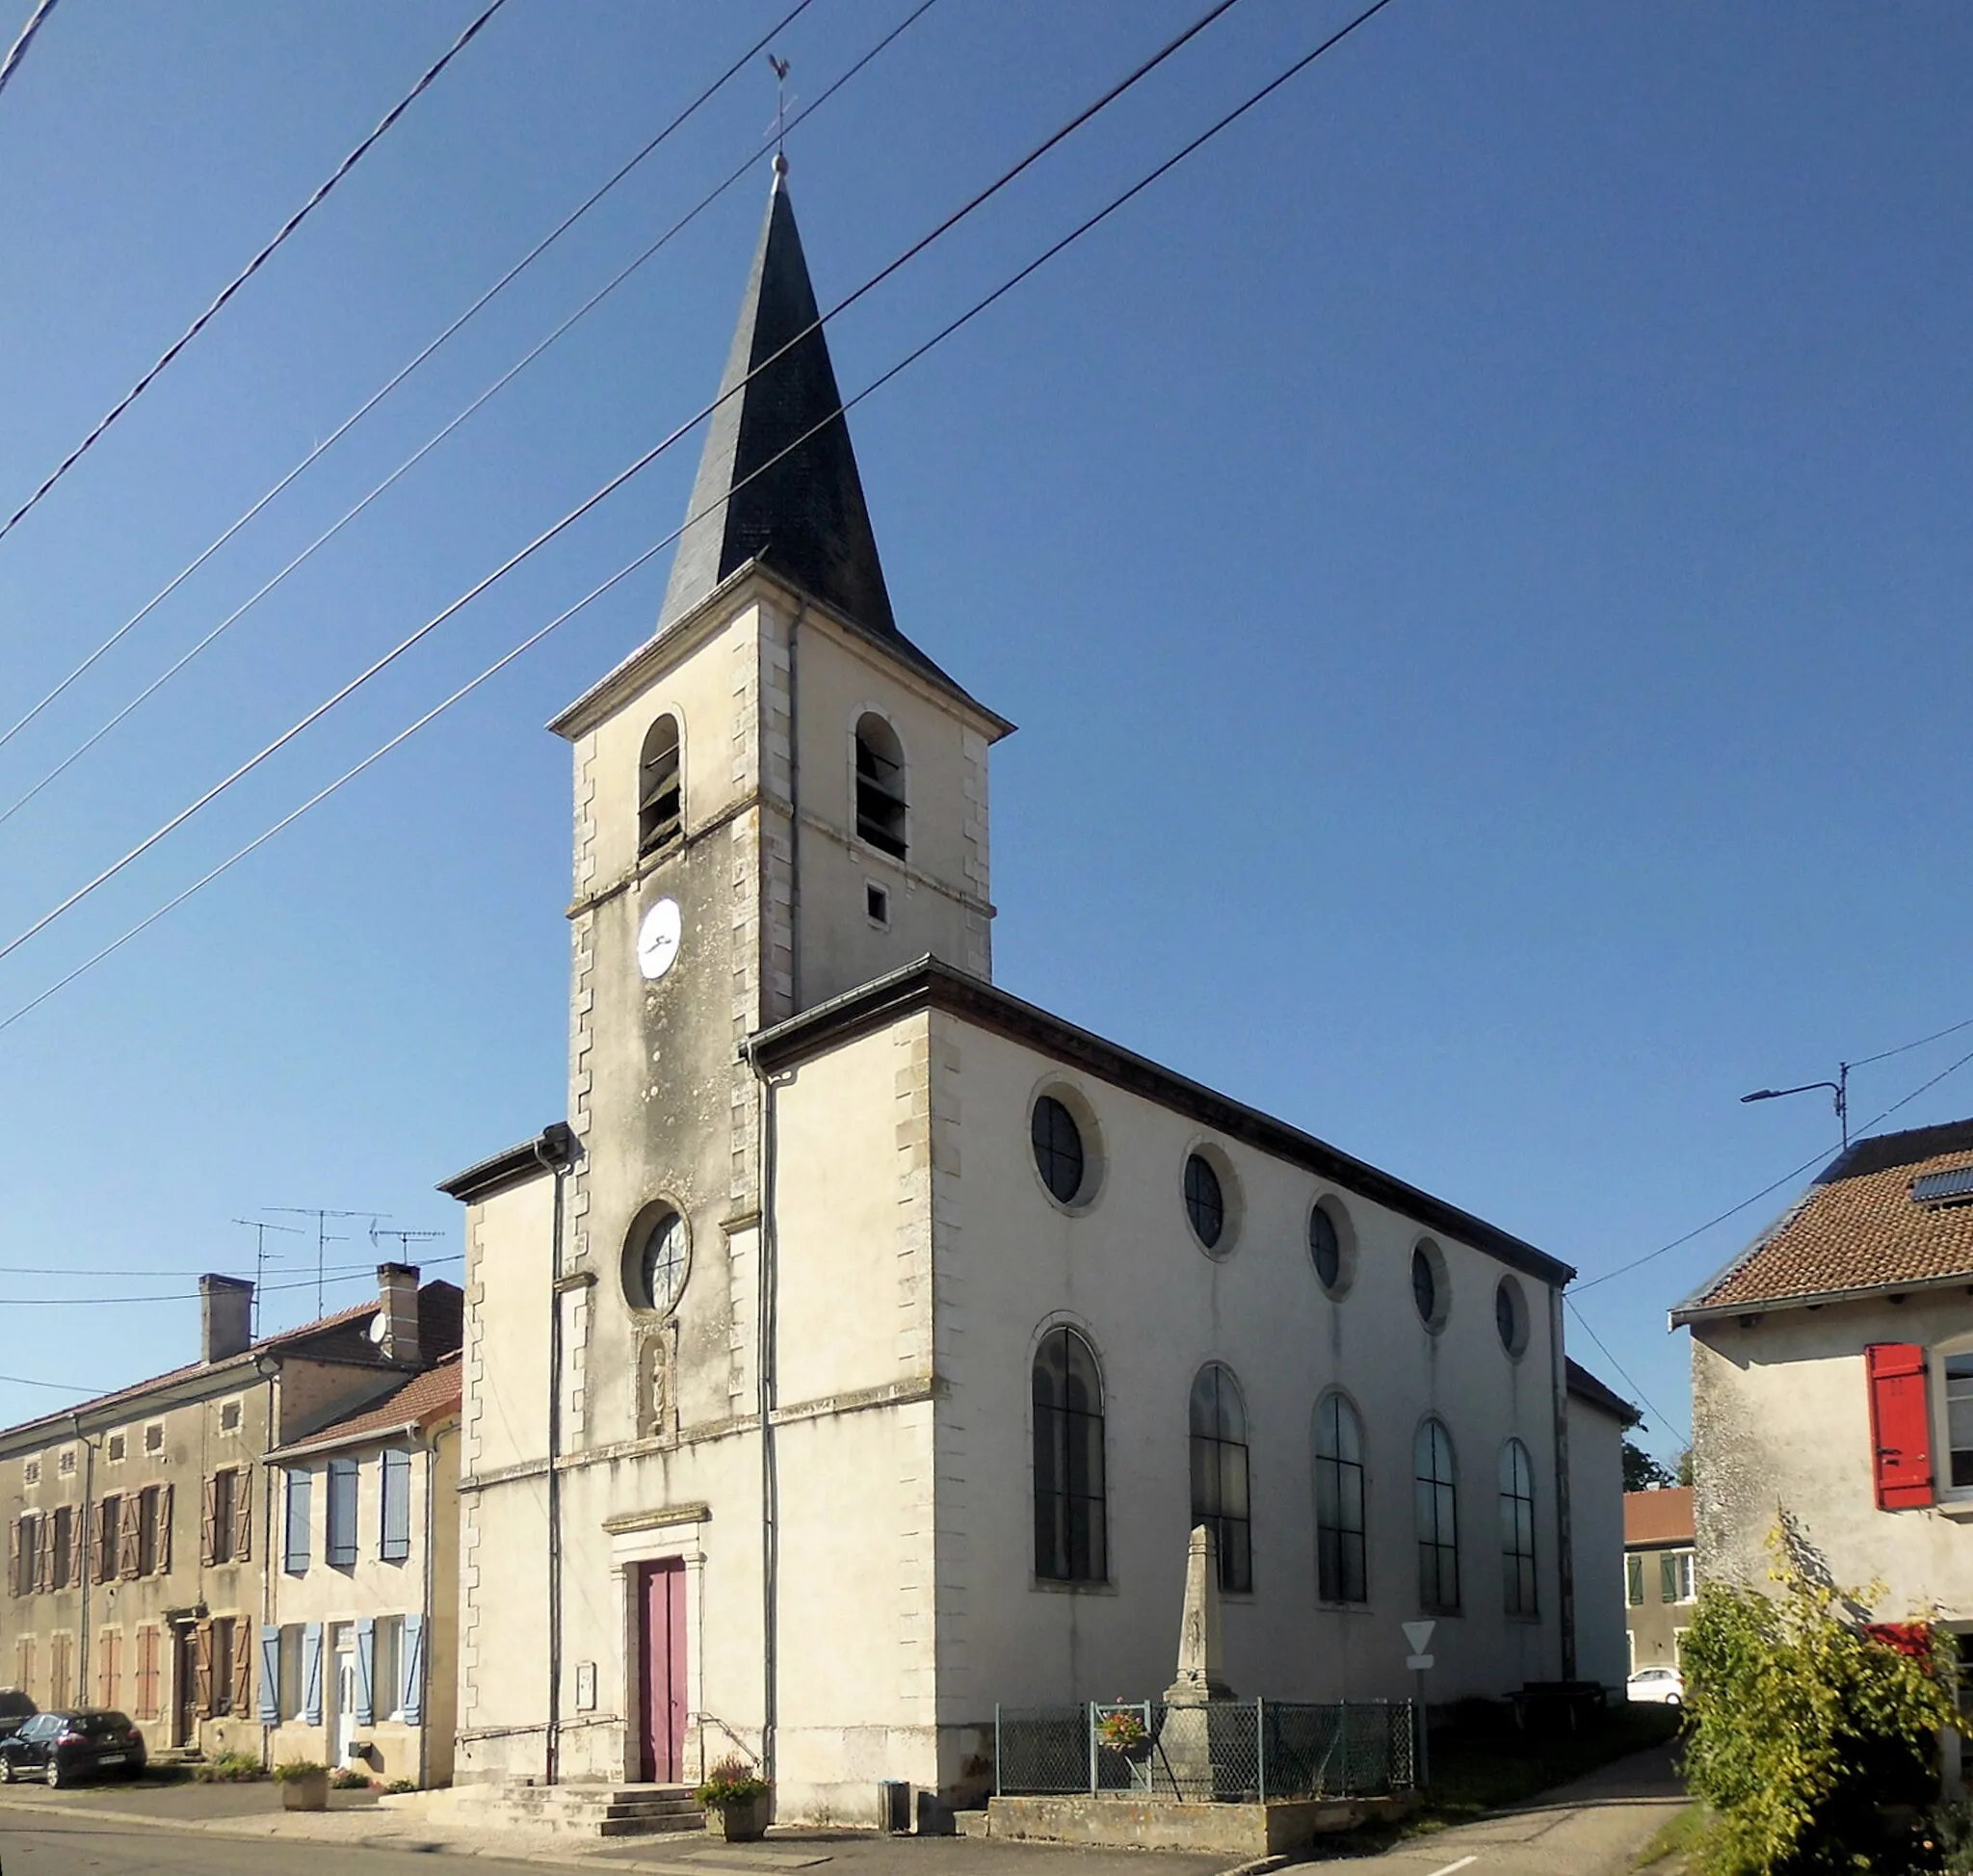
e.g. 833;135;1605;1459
637;898;682;981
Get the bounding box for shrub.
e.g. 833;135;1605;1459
330;1766;373;1789
271;1759;328;1784
1681;1524;1961;1874
384;1777;419;1794
193;1750;266;1783
696;1756;769;1807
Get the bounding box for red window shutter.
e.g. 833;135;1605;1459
1867;1342;1934;1509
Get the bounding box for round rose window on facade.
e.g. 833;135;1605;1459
624;1206;690;1317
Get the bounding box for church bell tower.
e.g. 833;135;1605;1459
541;162;1012;1455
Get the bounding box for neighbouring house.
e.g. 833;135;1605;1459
262;1355;460;1785
1672;1119;1973;1616
0;1266;460;1762
439;162;1624;1824
1623;1486;1696;1674
1568;1361;1643;1692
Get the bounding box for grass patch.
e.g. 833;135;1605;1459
191;1750;266;1784
1635;1801;1709;1868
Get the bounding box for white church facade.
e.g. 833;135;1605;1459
440;164;1618;1823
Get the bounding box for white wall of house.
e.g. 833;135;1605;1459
1566;1397;1629;1691
1692;1293;1973;1616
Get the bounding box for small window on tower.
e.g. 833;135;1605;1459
865;883;890;929
854;714;907;860
638;715;683;859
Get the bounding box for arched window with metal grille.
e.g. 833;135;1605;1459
1314;1391;1367;1603
1414;1417;1460;1612
1499;1437;1537;1615
1189;1362;1251;1592
638;715;682;859
1032;1326;1106;1583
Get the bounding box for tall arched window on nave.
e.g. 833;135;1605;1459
1190;1362;1252;1593
1033;1327;1106;1582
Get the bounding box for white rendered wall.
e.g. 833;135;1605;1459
1566;1399;1629;1692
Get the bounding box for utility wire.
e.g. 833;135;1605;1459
0;1369;104;1395
0;0;821;758
0;0;1400;1035
0;0;1257;975
0;1260;462;1308
0;1254;460;1279
0;0;58;102
1565;1297;1689;1448
1850;1013;1973;1070
0;0;936;831
1579;1026;1973;1295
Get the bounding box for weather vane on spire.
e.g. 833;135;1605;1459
767;53;791;172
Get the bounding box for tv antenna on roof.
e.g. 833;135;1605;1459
370;1223;442;1259
266;1206;379;1315
232;1216;304;1338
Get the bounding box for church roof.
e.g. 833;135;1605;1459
658;163;897;643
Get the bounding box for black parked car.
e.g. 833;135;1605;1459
0;1689;34;1742
0;1709;145;1785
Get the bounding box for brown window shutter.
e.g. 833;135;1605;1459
117;1494;140;1580
230;1624;251;1716
231;1468;252;1564
6;1518;18;1598
157;1481;173;1574
194;1620;214;1719
34;1514;54;1594
89;1500;108;1585
199;1473;218;1567
66;1513;83;1590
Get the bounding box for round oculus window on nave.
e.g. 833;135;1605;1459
1031;1096;1085;1204
1411;1246;1438;1325
639;1211;690;1315
1184;1152;1226;1251
1309;1203;1342;1289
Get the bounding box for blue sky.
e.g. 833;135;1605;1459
0;0;1969;1458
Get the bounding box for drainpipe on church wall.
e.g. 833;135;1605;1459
71;1414;92;1703
535;1123;577;1784
1548;1283;1577;1681
785;596;806;1015
749;1048;783;1800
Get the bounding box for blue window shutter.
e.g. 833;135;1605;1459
381;1451;410;1563
355;1617;375;1726
256;1625;281;1724
285;1470;311;1573
328;1458;358;1566
302;1623;324;1726
402;1612;425;1726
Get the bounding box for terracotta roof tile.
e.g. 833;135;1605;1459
1624;1486;1694;1547
1681;1120;1973;1316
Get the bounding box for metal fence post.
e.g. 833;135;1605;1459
1255;1697;1266;1803
994;1704;1002;1798
1088;1703;1097;1796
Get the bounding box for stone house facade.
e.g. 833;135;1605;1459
0;1267;460;1761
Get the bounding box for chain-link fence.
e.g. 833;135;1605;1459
994;1699;1415;1801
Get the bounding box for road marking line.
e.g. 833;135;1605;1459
1426;1859;1479;1876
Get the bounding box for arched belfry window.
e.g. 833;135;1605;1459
1189;1363;1252;1593
1314;1391;1367;1603
1033;1326;1106;1582
855;713;907;860
638;715;682;859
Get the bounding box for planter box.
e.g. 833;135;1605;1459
705;1792;770;1841
279;1772;330;1812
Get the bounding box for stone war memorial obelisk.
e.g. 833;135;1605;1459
1156;1524;1240;1797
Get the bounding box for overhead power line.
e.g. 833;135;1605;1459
0;0;829;763
0;0;1260;975
0;0;936;830
0;0;59;103
0;1255;462;1308
0;1368;104;1396
0;0;1401;1034
1565;1297;1689;1449
0;0;512;547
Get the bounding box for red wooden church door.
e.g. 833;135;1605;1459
637;1560;687;1784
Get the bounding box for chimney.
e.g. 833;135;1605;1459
199;1274;254;1364
376;1264;420;1364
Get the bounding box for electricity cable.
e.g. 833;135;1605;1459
1578;1026;1973;1294
0;0;824;757
0;0;939;831
0;0;1261;975
0;1370;105;1395
0;1259;464;1308
0;1254;460;1279
0;0;512;547
0;0;58;103
1565;1296;1689;1448
0;0;1399;1033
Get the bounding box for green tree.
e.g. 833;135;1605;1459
1624;1439;1676;1491
1681;1525;1960;1873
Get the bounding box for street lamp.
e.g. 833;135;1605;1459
1741;1063;1850;1149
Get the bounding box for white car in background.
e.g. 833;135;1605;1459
1626;1665;1685;1706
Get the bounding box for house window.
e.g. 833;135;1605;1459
1031;1097;1085;1205
105;1432;126;1465
1184;1153;1225;1252
1189;1363;1252;1593
51;1506;74;1589
144;1422;164;1456
865;882;890;929
96;1625;121;1709
1660;1548;1696;1604
286;1469;312;1573
277;1625;304;1723
1414;1417;1460;1612
139;1484;168;1577
208;1468;238;1565
49;1633;71;1708
219;1399;243;1435
1499;1438;1537;1615
637;714;683;858
854;714;907;859
381;1451;411;1563
373;1616;404;1721
57;1447;75;1479
327;1458;358;1567
21;1458;39;1488
134;1627;160;1721
1032;1326;1106;1583
210;1617;235;1716
1626;1552;1644;1606
1943;1352;1973;1489
1314;1391;1367;1603
11;1512;39;1595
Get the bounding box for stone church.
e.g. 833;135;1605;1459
440;162;1615;1821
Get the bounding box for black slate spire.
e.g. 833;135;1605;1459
658;161;896;637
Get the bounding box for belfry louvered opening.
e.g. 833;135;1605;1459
855;713;907;859
638;715;683;859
